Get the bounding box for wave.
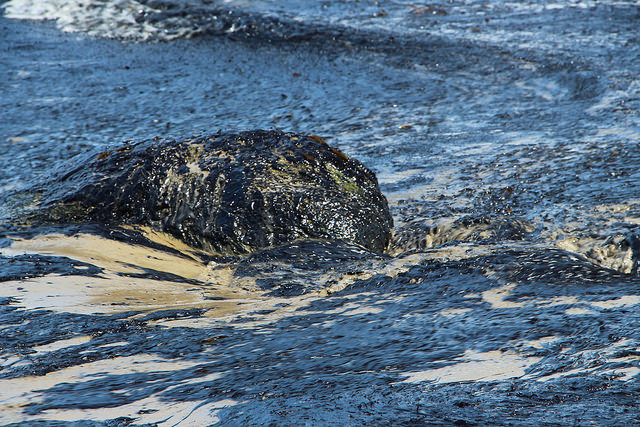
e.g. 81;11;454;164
3;0;189;41
4;0;636;49
5;0;637;81
0;0;556;78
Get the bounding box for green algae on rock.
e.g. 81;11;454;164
26;130;393;255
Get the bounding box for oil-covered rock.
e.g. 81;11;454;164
25;130;393;254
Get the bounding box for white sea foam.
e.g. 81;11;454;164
2;0;171;40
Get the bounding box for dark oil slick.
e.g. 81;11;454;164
1;0;640;425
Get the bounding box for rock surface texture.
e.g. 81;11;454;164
29;130;393;254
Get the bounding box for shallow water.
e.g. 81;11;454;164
2;0;640;425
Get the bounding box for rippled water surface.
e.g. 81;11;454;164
2;0;640;425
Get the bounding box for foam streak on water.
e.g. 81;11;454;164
3;0;166;40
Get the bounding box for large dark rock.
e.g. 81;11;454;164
27;130;393;254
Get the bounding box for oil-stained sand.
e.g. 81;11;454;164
2;225;640;425
2;0;640;424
